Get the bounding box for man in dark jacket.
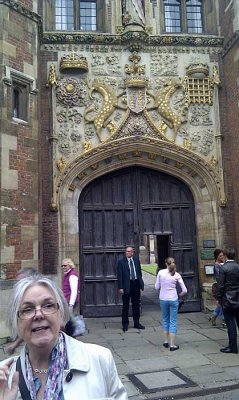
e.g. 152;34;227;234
216;248;239;353
117;246;145;332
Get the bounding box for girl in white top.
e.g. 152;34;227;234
155;257;187;351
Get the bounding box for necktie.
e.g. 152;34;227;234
129;258;136;280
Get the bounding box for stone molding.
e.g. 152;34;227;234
54;137;222;210
42;31;223;48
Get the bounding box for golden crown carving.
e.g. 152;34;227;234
186;63;209;77
60;52;89;72
124;75;148;88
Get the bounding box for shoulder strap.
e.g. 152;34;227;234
16;357;32;400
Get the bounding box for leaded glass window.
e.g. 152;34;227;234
163;0;203;33
55;0;97;31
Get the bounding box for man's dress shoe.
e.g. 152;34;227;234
220;347;238;354
134;323;145;329
122;325;128;332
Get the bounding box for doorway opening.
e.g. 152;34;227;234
140;234;171;272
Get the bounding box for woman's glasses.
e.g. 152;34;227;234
17;302;59;320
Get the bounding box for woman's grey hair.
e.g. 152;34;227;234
8;275;69;339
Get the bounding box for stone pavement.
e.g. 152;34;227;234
1;272;239;399
80;272;239;400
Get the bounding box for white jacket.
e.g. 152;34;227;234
1;333;128;400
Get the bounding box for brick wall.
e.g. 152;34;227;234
219;2;239;253
0;1;39;280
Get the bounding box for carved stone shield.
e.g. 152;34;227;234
126;87;147;113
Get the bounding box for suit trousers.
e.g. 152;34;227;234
223;308;239;352
122;279;141;326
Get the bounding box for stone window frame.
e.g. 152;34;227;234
3;67;38;124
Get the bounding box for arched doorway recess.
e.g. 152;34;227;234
79;166;200;317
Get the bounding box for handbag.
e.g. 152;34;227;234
178;298;184;311
16;357;32;400
65;315;86;337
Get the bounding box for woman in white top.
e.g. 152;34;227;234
155;257;187;351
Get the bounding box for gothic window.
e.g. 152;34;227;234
55;0;97;31
163;0;203;33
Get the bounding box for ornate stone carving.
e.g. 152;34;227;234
57;157;67;172
132;150;142;157
84;80;118;142
47;64;58;87
190;128;214;156
124;52;148;88
42;32;223;49
209;156;217;169
148;153;157;160
84;126;95;140
91;163;99;170
184;140;192;150
147;80;188;137
183;64;216;108
60;51;89;72
56;78;88;106
58;139;71;155
212;65;221;86
78;171;87;180
110;112;166;141
220;198;227;207
150;54;178;76
189;104;212;126
57;107;82;124
84;141;92;152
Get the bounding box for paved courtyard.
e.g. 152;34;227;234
1;272;239;399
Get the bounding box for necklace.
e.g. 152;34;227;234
34;368;48;374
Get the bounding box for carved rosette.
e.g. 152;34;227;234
56;78;88;106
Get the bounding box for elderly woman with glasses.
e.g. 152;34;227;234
0;275;128;400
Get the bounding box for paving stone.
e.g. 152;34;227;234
182;364;224;377
115;344;160;361
125;357;176;373
186;339;222;353
167;349;212;368
177;330;209;342
198;328;231;340
225;366;239;379
135;369;186;390
186;371;235;385
124;380;142;397
206;353;239;367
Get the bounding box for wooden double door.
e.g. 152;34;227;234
79;166;200;316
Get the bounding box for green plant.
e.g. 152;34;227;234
141;264;157;276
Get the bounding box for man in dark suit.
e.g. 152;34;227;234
216;248;239;354
117;246;145;332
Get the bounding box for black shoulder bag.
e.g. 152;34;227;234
16;357;32;400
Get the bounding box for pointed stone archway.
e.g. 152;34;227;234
55;137;224;315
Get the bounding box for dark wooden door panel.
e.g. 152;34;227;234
79;167;200;316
